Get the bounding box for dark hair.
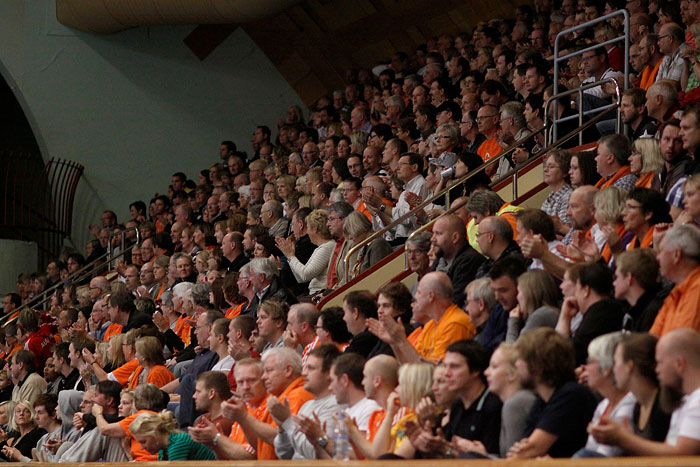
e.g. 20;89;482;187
445;340;490;382
627;187;672;225
96;381;122;409
110;290;136;314
572;151;601;186
257;125;272;140
577;262;614;297
13;350;36;374
196;371;232;400
53;342;70;363
517;327;575;388
309;344;343;372
332;158;352;181
415;104;437;124
517;209;556;242
488;256;527;282
319;307;352;344
129;201;147;217
332;353;365;388
34;393;59;418
343;290;377;319
377;282;413;318
221;141;237;153
619;333;658;385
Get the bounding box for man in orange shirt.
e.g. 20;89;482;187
361;355;399;442
369;272;475;364
475;104;502;175
222;348;312;460
651;225;700;336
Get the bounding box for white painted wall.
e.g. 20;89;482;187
0;0;305;257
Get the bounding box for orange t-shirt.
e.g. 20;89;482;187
228;399;268;457
110;359;139;388
119;409;158;461
414;304;475;362
257;377;314;459
650;267;700;337
103;323;123;342
173;314;192;347
127;364;176;389
477;137;502;163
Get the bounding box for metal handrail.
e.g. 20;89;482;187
545;77;622;147
343;125;546;282
553;9;629;142
1;227;140;325
403;102;616;271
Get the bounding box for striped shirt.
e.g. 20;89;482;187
159;433;216;461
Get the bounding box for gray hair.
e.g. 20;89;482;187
404;74;421;86
385;95;405;111
465;278;497;310
663;224;700;262
262;346;302;377
249;257;279;279
436;123;460;146
160;290;173;308
487;216;514;242
192;282;211;307
406;231;432;252
599;134;631;167
588;332;624;373
172;282;194;299
264;200;284;219
328;201;354;219
500;101;527;128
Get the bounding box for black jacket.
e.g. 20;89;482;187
432;241;485;308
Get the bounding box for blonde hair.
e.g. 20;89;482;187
0;401;18;432
517;270;560;318
343;211;372;238
632;138;664;174
593;186;626;224
14;400;35;427
129;410;178;437
108;333;127;368
397;363;433;409
195;250;211;266
306;209;331;239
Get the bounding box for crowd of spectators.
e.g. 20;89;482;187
1;0;700;461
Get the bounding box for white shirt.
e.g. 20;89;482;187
211;355;234;373
379;174;431;239
346;397;381;433
582;68;623;98
275;394;344;460
585;392;636;456
667;386;700;445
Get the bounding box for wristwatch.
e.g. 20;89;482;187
317;436;329;448
213;433;221;447
380;204;386;212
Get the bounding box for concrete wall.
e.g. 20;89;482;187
0;0;305;256
0;240;38;295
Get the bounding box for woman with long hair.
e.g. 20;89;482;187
0;400;46;461
507;270;560;342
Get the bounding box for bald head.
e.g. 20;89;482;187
660;329;700;369
365;355;399;388
436;214;467;238
363;176;386;195
420;271;454;301
89;276;110;292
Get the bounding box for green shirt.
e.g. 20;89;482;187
158;433;216;461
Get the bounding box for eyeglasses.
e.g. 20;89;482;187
328;216;342;222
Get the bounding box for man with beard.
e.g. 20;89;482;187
589;329;700;456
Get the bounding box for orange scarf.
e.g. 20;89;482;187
635;171;654;188
627;226;654;250
225;303;244;319
596;165;632;190
639;61;662;91
601;224;627;263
